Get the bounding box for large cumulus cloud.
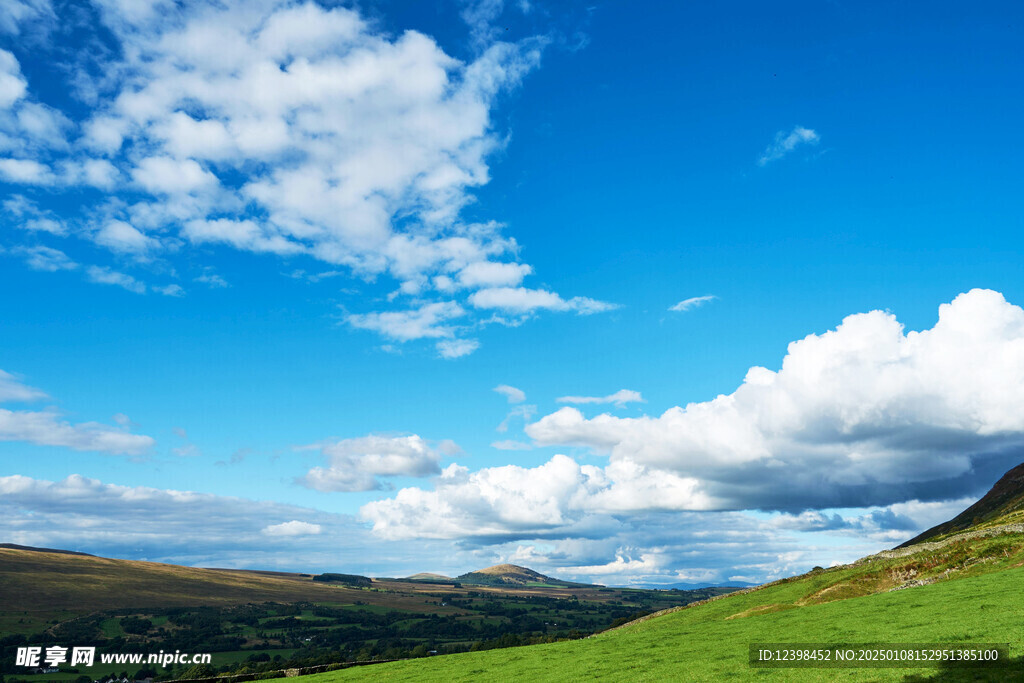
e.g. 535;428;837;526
362;290;1024;548
526;289;1024;510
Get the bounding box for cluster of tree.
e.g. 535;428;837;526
311;573;372;587
119;617;153;635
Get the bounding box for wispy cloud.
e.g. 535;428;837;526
155;284;185;297
469;287;618;315
556;389;644;407
0;369;47;403
493;384;527;404
437;338;480;359
0;368;154;455
262;520;322;537
668;295;716;312
86;266;145;294
758;126;819;166
16;245;77;272
195;271;229;288
347;301;466;342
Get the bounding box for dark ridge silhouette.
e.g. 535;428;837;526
899;461;1024;547
0;542;94;556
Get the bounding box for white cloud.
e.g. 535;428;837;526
111;413;134;428
0;473;383;570
0;366;152;457
0;1;53;36
469;286;617;315
361;475;962;585
15;245;77;272
171;427;200;457
21;217;65;234
131;156;219;195
95;219;159;255
0;157;54;184
0;369;47;402
195;271;229;288
496;403;536;432
758;125;819;166
347;301;465;342
527;289;1024;511
0;0;611;353
0;469;977;586
0;473;617;578
17;102;69;145
86;265;145;293
0;49;71;161
4;195;65;234
562;551;665;577
458;261;532;288
342;289;1024;581
82;116;125;153
360;454;714;541
301;434;447;492
182;218;304;256
461;0;506;49
80;159;120;189
437;338;480;358
358;476;979;585
668;295;715;312
0;49;27;107
87;1;539;276
493;384;526;404
155;283;184;297
262;520;322;537
0;408;154;455
556;389;644;407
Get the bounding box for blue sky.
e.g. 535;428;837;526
1;0;1023;585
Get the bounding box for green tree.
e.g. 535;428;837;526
179;663;216;679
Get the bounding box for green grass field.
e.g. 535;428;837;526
298;530;1024;682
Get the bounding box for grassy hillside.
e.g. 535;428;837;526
298;522;1024;682
0;547;427;616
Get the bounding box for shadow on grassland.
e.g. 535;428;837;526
900;653;1024;682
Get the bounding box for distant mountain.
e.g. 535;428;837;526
899;461;1024;547
405;572;452;581
456;563;593;587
